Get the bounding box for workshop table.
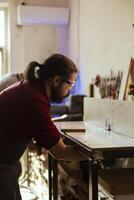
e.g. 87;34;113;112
48;120;134;200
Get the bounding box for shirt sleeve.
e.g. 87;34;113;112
27;97;61;150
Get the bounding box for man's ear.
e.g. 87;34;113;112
52;75;61;87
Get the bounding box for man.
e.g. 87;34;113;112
0;53;86;200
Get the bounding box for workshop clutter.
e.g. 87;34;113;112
90;70;123;99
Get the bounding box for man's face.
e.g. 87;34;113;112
51;73;77;103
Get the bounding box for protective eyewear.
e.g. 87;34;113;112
62;79;75;87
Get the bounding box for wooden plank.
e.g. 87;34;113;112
61;128;85;132
55;121;86;132
118;57;134;100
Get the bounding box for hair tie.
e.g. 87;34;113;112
34;66;40;79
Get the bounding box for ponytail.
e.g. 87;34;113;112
24;61;41;83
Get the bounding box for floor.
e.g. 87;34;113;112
19;150;88;200
19;151;50;200
20;179;49;200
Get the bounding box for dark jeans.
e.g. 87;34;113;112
0;161;22;200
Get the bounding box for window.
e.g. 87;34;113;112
0;7;8;76
0;9;5;47
0;48;3;75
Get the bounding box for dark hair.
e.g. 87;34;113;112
24;54;77;84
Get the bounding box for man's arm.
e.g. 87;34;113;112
48;137;87;161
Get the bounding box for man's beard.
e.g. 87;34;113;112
51;86;70;103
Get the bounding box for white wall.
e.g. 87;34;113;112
0;0;69;73
23;26;55;66
54;26;69;56
77;0;134;94
68;0;79;65
68;0;83;93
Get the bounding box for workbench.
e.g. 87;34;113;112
48;98;134;200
